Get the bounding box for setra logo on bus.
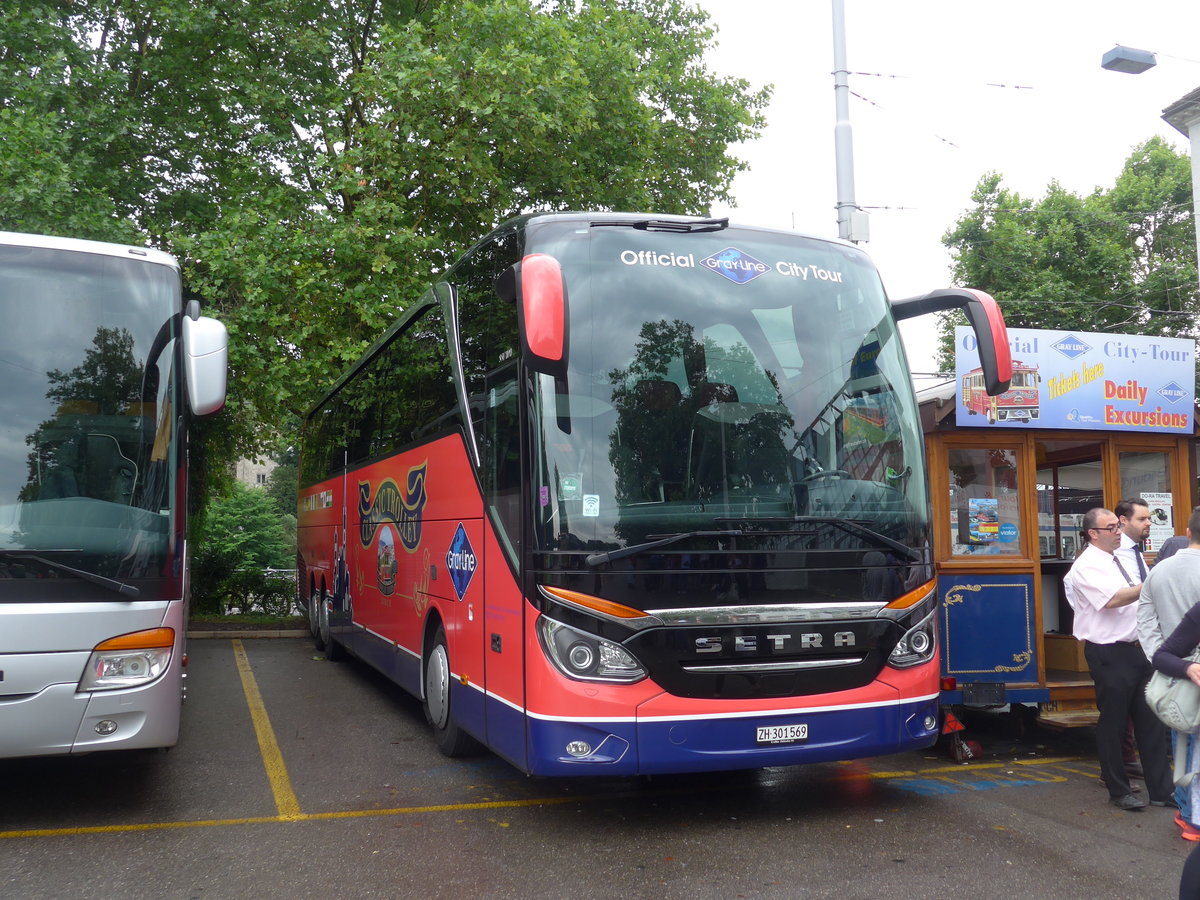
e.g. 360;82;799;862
357;462;428;553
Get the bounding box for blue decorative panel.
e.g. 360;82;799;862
939;574;1037;682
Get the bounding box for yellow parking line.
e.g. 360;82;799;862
232;639;302;820
835;755;1086;780
1;755;1098;840
0;795;581;839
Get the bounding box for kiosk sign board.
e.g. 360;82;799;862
955;326;1195;433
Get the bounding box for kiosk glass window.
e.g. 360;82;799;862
1119;450;1170;500
1036;440;1103;560
947;447;1021;556
1120;450;1173;550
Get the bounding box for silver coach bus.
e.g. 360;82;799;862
0;232;226;757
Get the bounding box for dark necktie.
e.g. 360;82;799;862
1134;546;1147;581
1114;554;1135;586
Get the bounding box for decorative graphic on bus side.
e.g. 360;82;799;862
358;462;428;553
377;526;397;596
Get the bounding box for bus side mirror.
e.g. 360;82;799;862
891;288;1011;395
498;254;569;378
182;313;228;416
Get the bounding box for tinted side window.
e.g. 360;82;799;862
300;300;460;483
367;303;459;460
454;228;522;456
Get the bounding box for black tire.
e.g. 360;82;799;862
308;587;323;647
317;590;345;661
423;624;480;757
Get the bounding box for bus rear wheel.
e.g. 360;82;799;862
317;591;345;660
308;587;324;648
423;624;480;757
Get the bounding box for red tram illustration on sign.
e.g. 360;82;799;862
962;359;1039;424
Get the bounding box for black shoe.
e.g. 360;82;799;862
1126;763;1145;778
1111;794;1148;811
1151;798;1181;809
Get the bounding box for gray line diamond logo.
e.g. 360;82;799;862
1051;334;1091;360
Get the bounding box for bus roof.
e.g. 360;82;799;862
0;231;178;270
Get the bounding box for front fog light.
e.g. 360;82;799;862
537;616;646;683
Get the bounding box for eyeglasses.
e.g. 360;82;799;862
1091;524;1122;533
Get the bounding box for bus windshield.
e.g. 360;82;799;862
527;224;928;573
0;244;181;592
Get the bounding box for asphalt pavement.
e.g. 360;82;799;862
1;636;1192;899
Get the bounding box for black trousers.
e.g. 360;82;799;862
1084;640;1173;801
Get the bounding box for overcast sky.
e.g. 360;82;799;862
692;0;1200;376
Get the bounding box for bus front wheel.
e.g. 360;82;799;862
423;624;480;757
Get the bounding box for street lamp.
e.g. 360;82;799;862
1101;45;1158;75
1102;44;1200;288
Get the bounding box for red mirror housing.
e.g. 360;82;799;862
516;253;569;377
891;288;1011;395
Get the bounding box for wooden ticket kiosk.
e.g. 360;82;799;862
920;382;1198;727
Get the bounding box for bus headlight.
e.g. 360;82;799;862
888;605;937;669
78;628;175;691
537;616;646;683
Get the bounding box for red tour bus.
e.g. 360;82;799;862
962;359;1039;424
297;213;1010;775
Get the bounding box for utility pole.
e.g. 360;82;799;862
832;0;868;243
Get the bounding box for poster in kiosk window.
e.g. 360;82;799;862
955;326;1194;432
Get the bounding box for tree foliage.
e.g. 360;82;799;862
194;481;294;570
1;0;769;464
937;136;1198;369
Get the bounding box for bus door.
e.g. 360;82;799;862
480;361;528;768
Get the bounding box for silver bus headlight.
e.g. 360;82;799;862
78;628;175;691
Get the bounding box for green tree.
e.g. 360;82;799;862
195;481;293;570
1;0;769;467
937;137;1198;369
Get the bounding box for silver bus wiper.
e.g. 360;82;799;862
585;529;744;567
0;550;140;597
790;517;923;563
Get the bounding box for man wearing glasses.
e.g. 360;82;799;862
1065;507;1175;811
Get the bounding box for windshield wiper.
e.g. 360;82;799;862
591;217;730;234
0;550;140;597
585;529;744;567
790;517;923;563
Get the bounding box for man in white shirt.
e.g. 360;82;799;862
1115;498;1152;584
1065;507;1174;811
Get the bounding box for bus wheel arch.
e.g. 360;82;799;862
422;616;480;757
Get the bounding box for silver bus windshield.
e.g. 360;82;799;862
0;244;181;591
527;224;929;563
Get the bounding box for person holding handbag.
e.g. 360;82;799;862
1151;601;1200;898
1141;506;1200;841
